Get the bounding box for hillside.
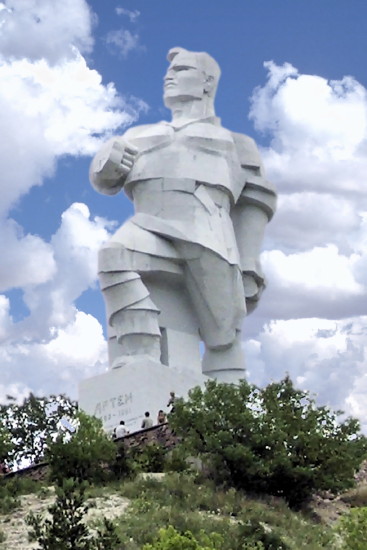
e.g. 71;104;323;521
1;470;367;549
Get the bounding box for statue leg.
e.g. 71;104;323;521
99;264;162;368
178;243;247;382
98;220;192;369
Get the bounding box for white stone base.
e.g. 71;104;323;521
78;359;207;434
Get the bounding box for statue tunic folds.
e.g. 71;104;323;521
89;47;277;383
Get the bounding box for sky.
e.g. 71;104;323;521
1;0;367;429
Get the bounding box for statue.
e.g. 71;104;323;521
89;47;276;383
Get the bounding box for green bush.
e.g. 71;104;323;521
129;442;166;472
26;478;121;550
238;519;290;549
115;473;335;550
164;447;190;473
337;507;367;550
46;411;117;484
0;476;47;514
170;377;367;508
142;525;223;550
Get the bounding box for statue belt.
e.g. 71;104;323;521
139;177;231;212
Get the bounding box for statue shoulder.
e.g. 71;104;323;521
124;123;158;140
230;131;263;170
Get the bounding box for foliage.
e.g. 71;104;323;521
0;422;13;471
142;525;223;550
26;478;121;550
336;506;367;550
0;476;49;515
169;377;367;508
46;411;117;484
0;393;77;466
116;473;335;549
238;519;290;549
128;442;166;473
164;447;190;473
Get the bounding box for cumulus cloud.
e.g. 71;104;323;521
0;54;142;215
0;311;107;400
0;218;56;291
0;203;111;398
105;28;142;58
250;61;367;198
21;202;113;335
245;317;367;431
0;0;146;402
245;61;367;430
0;0;94;64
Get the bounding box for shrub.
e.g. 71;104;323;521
129;442;166;472
170;377;367;508
26;478;121;550
142;525;223;550
46;411;117;484
337;507;367;550
0;476;47;514
116;472;335;549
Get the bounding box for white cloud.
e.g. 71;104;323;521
20;202;113;337
0;311;107;400
246;62;367;431
0;218;56;291
268;192;360;253
0;0;146;406
245;317;367;430
105;29;142;58
0;0;149;402
115;7;140;23
0;203;111;400
0;295;12;340
250;61;367;198
263;245;362;295
0;0;94;64
0;54;142;214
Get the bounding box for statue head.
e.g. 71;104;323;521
163;47;221;110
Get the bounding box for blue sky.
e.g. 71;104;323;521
1;0;367;429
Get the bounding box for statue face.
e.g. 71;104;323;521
163;53;206;106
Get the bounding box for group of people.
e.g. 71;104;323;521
112;391;177;440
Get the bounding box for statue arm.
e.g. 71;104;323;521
89;131;139;196
231;133;277;313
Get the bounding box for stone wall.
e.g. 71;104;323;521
3;422;179;482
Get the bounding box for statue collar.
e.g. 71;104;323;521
161;116;221;130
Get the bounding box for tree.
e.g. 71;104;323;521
0;393;77;466
170;377;367;508
26;478;121;550
47;411;117;484
0;423;13;471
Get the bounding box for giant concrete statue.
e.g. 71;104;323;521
89;47;276;385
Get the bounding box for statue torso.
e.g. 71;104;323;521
124;119;243;202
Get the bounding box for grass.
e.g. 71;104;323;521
1;471;364;549
88;473;338;549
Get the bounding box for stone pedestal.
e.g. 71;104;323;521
78;359;207;433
